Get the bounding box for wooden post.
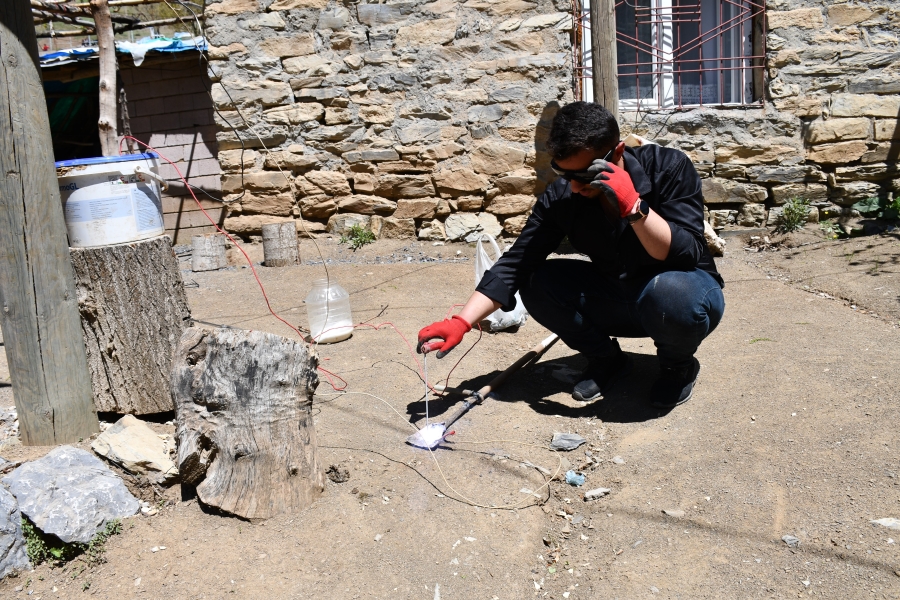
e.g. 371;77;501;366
89;0;117;156
590;0;619;116
262;222;300;267
191;234;227;272
0;1;99;444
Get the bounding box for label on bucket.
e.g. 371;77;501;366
132;185;164;232
64;195;133;223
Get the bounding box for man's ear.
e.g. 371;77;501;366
614;141;626;162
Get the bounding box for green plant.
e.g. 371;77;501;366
819;219;847;239
21;517;122;567
851;196;900;220
775;197;812;233
749;337;774;344
339;224;375;251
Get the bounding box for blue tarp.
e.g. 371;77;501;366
40;35;207;68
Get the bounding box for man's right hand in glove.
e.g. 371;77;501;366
417;315;472;358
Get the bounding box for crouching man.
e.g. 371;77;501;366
417;102;725;408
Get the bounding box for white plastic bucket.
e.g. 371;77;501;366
55;153;165;248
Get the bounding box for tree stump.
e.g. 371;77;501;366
69;235;191;414
262;222;300;267
191;234;226;272
171;327;324;519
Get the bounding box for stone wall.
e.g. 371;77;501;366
123;55;223;244
203;0;573;241
204;0;899;240
621;0;899;231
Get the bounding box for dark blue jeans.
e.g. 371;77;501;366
519;259;725;369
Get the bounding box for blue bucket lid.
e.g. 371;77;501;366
55;152;159;169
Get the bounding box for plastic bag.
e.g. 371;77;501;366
474;234;528;331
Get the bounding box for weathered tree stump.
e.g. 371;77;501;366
69;235;191;414
191;234;227;272
262;222;300;267
172;327;324;519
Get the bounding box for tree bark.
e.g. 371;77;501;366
590;0;619;115
191;234;226;272
69;235;191;414
262;222;300;267
172;327;324;520
89;0;117;156
0;0;98;445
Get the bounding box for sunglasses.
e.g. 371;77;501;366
550;148;615;184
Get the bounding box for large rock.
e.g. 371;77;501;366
91;415;178;485
396;124;442;145
503;214;529;236
395;19;457;46
805;118;870;144
420;142;465;160
343;148;401;163
701;178;768;205
240;192;294;216
327;213;371;235
746;165;826;184
806;141;867;164
299;195;338;219
374;175;435;198
433;168;490;196
393;198;440;219
269;0;328;9
831;94;900;118
875;120;900;141
336;195;396;215
222;171;290;194
766;8;823;30
737;203;767;227
358;105;395;124
520;12;568;29
258;34;315;58
3;446;139;545
472;212;503;240
471;143;526;175
486;194;535;216
371;216;416;239
211;81;292;108
304;171;352;196
418;219;447;240
496;169;537;195
444;213;483;241
0;486;30;579
771;183;829;205
467;104;506;123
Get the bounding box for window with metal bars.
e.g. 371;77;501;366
574;0;766;108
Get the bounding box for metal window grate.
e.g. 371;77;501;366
572;0;765;109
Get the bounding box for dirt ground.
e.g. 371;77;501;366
1;229;899;600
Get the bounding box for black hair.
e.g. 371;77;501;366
545;101;620;160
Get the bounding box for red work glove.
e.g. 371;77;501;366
417;315;471;359
587;159;640;218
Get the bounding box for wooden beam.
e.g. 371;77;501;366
0;0;99;445
589;0;619;115
89;0;116;156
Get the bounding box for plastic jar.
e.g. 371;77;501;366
305;278;353;343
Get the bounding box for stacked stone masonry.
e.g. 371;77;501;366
204;0;573;241
204;0;899;240
622;0;899;230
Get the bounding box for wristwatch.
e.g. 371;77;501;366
626;199;650;224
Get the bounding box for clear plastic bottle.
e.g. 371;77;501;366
305;278;353;343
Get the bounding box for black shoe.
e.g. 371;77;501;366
572;340;633;402
650;358;701;408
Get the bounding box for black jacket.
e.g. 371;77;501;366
476;144;723;311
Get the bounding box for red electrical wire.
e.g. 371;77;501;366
118;136;478;395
